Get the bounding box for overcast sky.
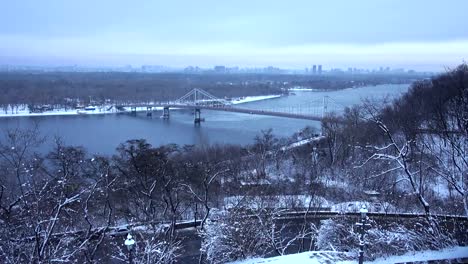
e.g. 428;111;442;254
1;0;467;70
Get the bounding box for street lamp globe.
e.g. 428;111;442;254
360;204;368;218
124;233;135;251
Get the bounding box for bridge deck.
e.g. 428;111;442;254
120;104;324;121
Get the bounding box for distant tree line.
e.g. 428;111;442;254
0;71;424;108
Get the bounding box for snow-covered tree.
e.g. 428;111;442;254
316;217;455;260
200;209;271;263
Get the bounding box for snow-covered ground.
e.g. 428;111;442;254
0;94;282;118
231;247;468;264
230;94;282;104
230;251;353;264
280;136;325;151
289;88;318;91
331;201;396;213
345;246;468;264
0;105;122;117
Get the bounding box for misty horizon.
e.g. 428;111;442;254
1;0;468;71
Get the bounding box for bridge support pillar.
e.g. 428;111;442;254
194;108;204;125
146;106;152;117
162;107;170;119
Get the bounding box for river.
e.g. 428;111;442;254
0;84;410;155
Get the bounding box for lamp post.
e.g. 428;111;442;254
356;205;369;264
124;233;135;264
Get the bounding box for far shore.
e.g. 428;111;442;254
0;94;282;118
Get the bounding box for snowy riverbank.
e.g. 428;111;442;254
288;87;319;91
231;94;281;105
0;94;282;118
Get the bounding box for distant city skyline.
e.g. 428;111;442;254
1;63;429;75
1;0;467;71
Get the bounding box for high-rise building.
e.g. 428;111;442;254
312;65;317;74
318;65;322;74
214;65;226;73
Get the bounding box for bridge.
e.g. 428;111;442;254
118;88;345;124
